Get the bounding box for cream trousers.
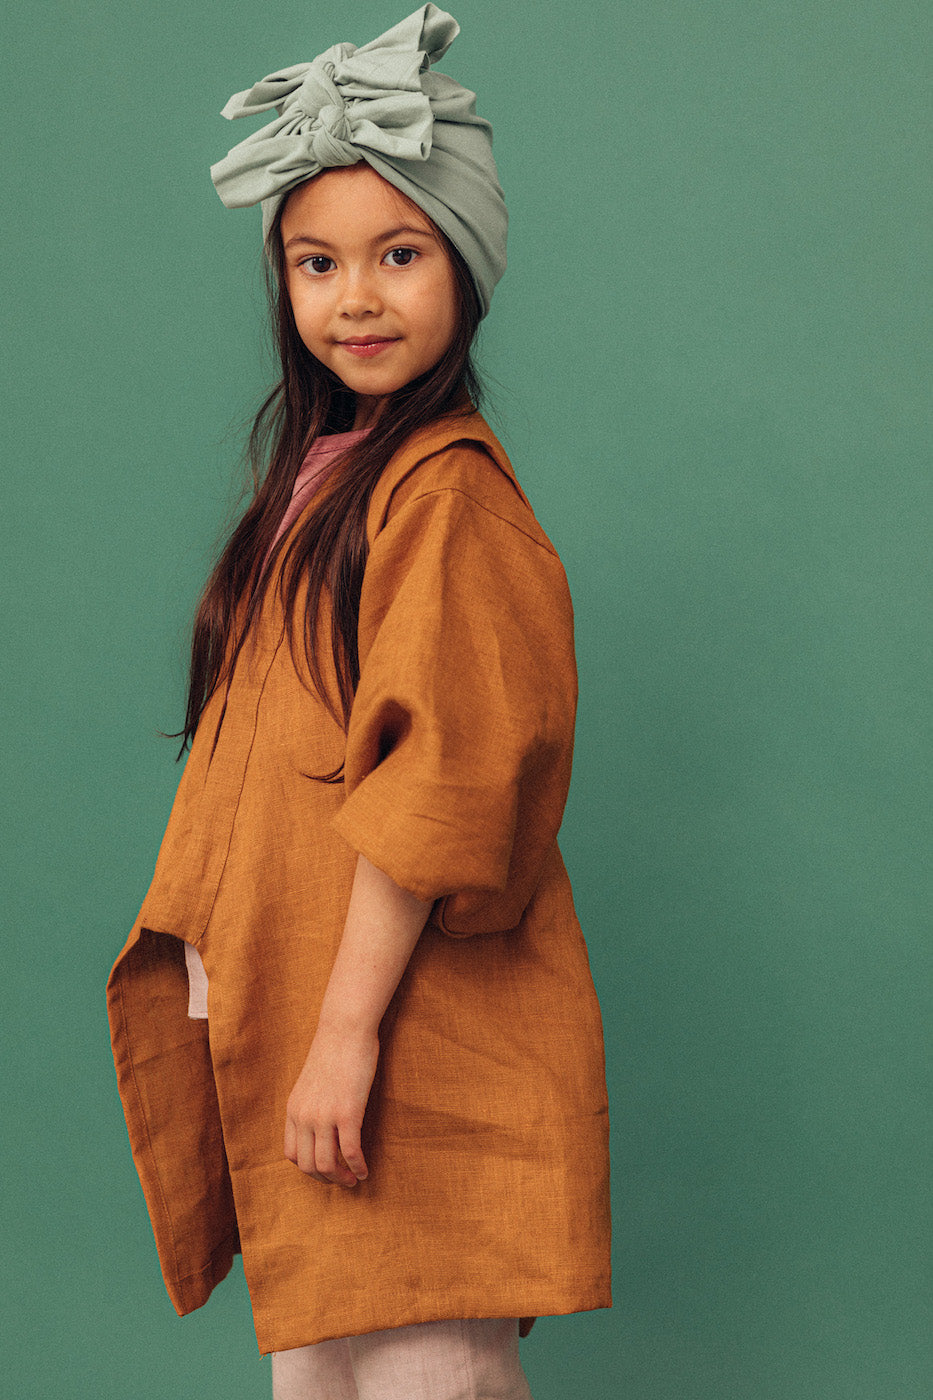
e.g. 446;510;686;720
271;1317;533;1400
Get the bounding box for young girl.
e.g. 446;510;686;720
107;7;611;1397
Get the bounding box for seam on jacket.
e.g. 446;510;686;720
404;440;527;504
410;436;522;480
374;436;529;529
389;486;561;557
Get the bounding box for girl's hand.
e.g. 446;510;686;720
283;853;433;1187
284;1020;380;1187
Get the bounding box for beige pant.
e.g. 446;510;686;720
271;1317;533;1400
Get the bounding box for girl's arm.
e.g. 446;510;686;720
284;852;434;1187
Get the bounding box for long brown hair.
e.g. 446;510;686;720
179;182;485;770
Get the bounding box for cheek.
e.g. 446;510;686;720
286;275;321;325
290;295;325;346
433;282;459;355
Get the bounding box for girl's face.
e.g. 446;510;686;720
280;165;460;430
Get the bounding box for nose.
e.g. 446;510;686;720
336;264;383;318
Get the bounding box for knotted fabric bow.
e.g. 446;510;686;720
210;4;506;317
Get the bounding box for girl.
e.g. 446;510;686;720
107;7;611;1397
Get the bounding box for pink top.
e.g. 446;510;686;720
184;426;370;1019
263;426;370;572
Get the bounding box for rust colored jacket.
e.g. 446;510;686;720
107;409;611;1354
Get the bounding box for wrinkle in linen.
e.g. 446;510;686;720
334;482;576;935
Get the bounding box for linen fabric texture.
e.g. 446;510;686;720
184;425;371;1020
106;409;612;1353
210;4;507;318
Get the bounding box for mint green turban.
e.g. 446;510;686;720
210;4;507;317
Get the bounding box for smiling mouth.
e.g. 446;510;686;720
338;337;400;357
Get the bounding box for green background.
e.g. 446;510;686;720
2;1;929;1395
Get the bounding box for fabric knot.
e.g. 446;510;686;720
310;104;358;167
293;60;341;122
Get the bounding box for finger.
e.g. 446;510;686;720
337;1120;368;1182
296;1125;319;1179
315;1125;358;1187
284;1115;298;1165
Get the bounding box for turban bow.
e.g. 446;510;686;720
210;4;506;316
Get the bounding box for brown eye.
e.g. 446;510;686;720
303;256;334;274
384;247;417;267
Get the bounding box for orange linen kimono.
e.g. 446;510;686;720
107;408;611;1354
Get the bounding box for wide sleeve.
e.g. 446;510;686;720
331;474;578;937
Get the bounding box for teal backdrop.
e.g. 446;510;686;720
2;1;929;1396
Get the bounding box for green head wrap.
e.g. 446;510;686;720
210;3;507;317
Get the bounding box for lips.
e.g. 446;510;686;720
337;336;400;358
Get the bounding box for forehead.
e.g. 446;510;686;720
280;163;438;240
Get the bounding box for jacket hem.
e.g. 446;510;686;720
167;1230;240;1316
253;1287;612;1355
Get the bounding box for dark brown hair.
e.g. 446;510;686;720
178;178;485;774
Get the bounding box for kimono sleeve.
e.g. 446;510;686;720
331;480;578;937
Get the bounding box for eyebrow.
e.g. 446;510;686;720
283;225;436;252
